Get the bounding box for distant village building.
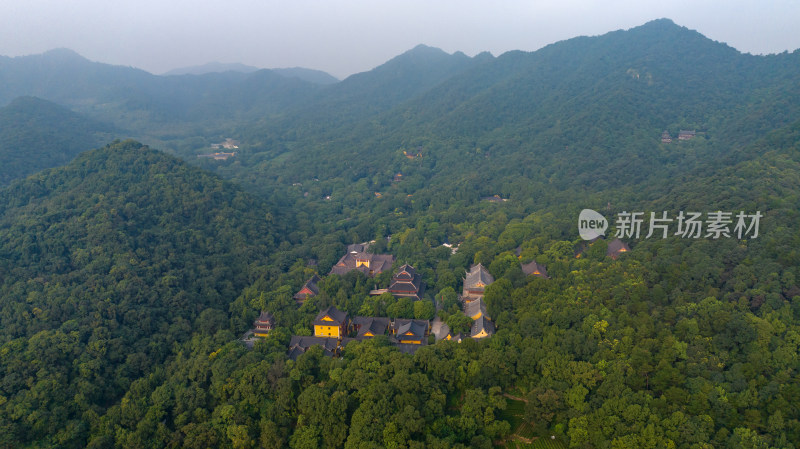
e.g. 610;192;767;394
678;130;696;140
388;264;424;300
462;263;494;302
521;260;549;279
197;152;236;160
442;243;459;254
210;138;240;149
329;245;394;277
606;238;631;259
403;147;423;159
313;306;349;338
393;173;403;182
293;274;321;303
482;195;508;203
661;130;672;143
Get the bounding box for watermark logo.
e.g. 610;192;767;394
578;209;762;240
578;209;608;241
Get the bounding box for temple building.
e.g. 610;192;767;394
313;306;349;338
329;244;394;277
462;263;494;302
252;311;275;338
388;264;424;300
471;316;495;339
352;316;391;340
392;319;429;345
521;260;549;279
607;238;631;259
464;298;488;321
293;274;321;303
288;336;339;360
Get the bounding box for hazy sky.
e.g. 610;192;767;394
2;0;799;79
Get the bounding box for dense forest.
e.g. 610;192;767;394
0;19;799;449
0;96;113;186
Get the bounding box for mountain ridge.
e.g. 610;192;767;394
229;17;800;204
0;96;115;186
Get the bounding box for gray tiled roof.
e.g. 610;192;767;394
464;263;494;290
329;251;395;276
255;310;275;324
313;306;348;326
394;319;428;341
606;238;631;257
352;316;390;338
464;298;488;320
470;316;495;338
287;336;338;359
521;260;548;278
394;264;416;280
293;274;321;300
389;264;422;296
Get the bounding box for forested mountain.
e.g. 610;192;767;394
0;44;493;142
231;19;800;205
163;63;339;85
1;18;799;449
0;96;115;185
274;45;494;128
0;50;324;133
56;123;799;449
0;140;283;448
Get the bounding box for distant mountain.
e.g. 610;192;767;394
0;45;488;139
271;67;339;84
325;44;492;111
0;140;281;447
0;48;154;108
235;19;800;202
0;96;115;185
260;44;494;135
0;49;323;133
163;63;339;84
163;61;262;75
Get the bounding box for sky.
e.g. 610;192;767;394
1;0;799;79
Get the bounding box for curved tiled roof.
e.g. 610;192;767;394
464;263;494;289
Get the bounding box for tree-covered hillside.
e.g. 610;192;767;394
0;96;115;185
66;121;800;449
0;140;282;448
